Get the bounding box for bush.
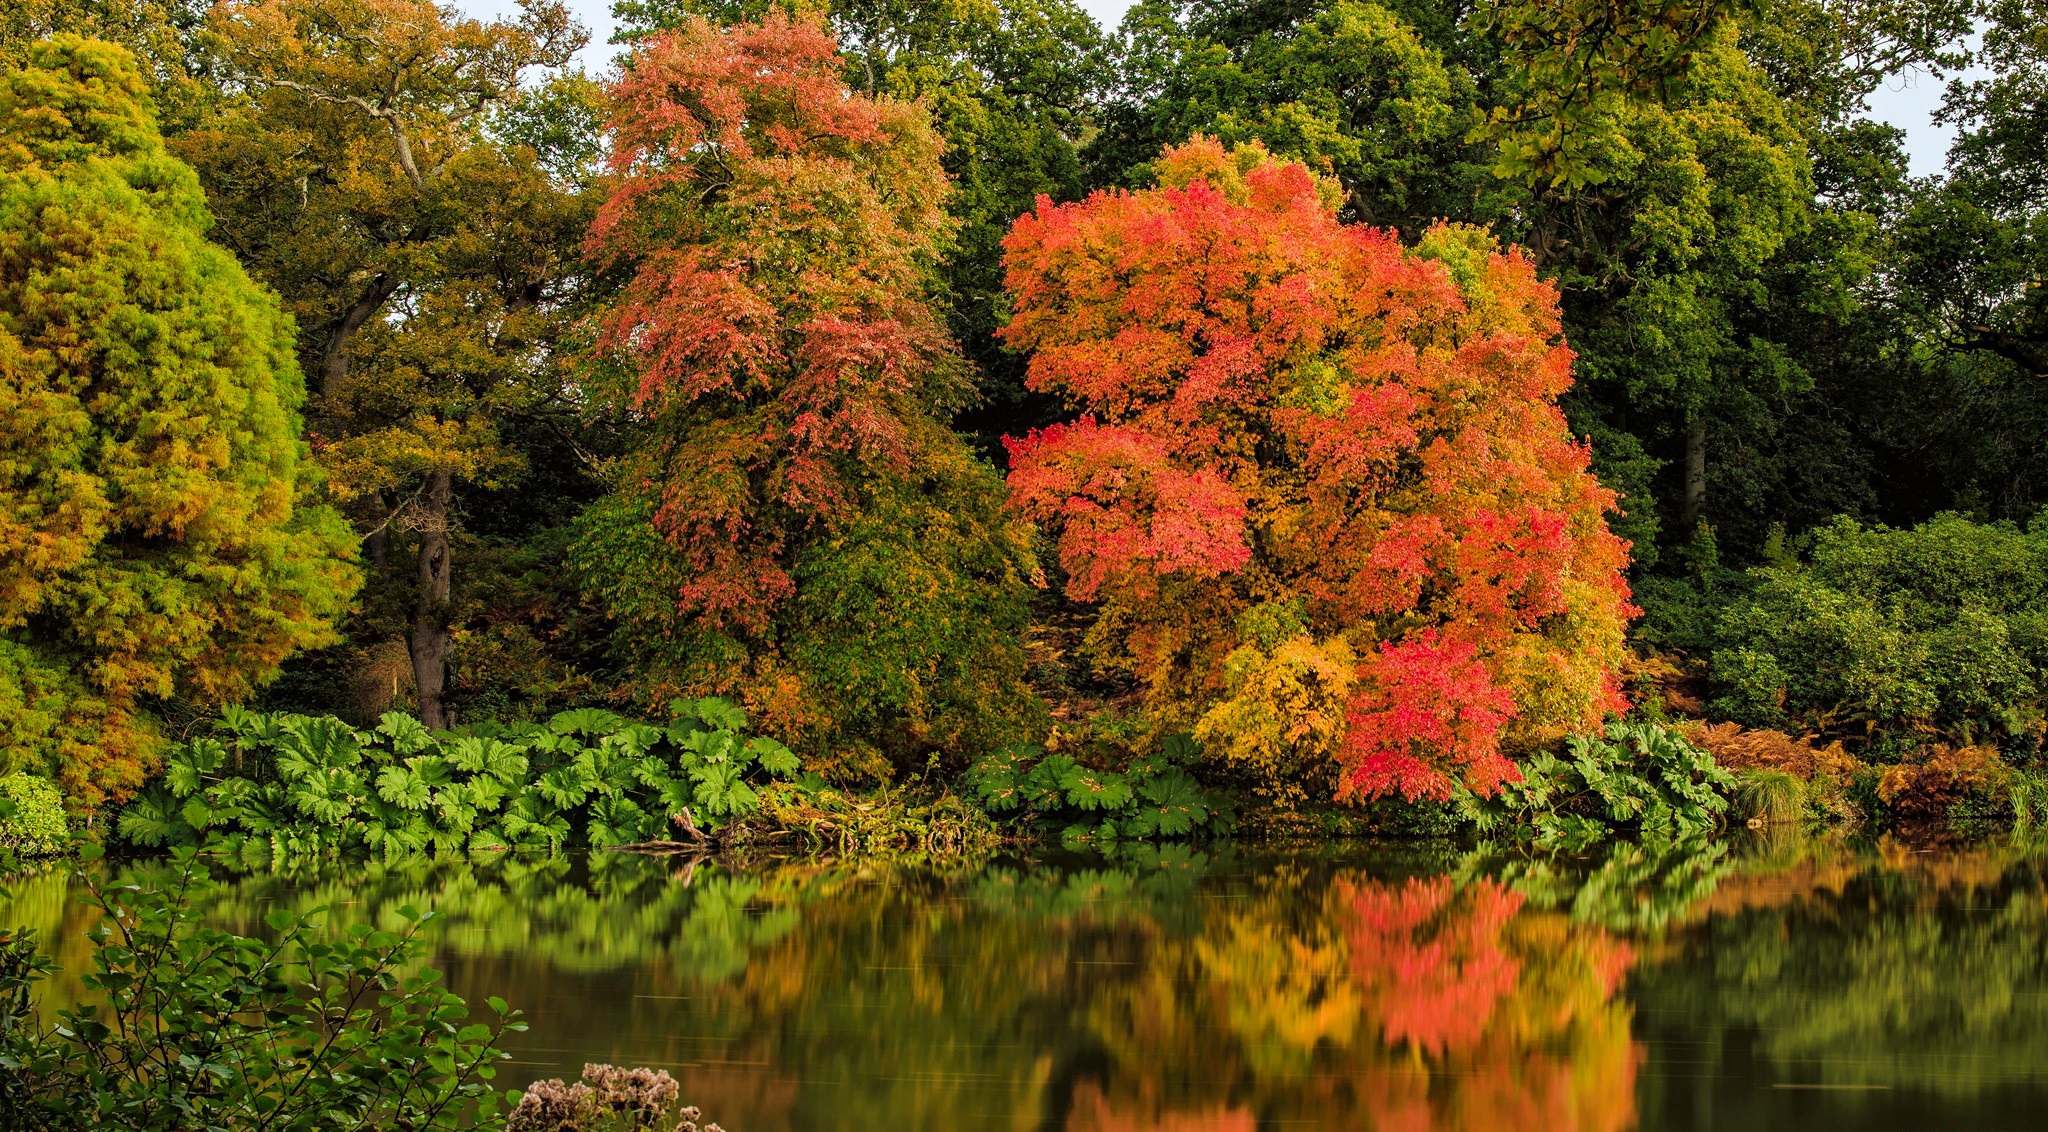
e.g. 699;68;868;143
0;847;520;1130
1455;722;1735;845
0;775;67;859
1711;513;2048;753
1873;744;2015;826
118;701;802;856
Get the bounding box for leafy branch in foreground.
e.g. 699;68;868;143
118;700;802;856
0;846;521;1131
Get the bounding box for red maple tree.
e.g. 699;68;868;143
1000;139;1633;798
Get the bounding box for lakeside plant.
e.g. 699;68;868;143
507;1065;724;1132
1713;514;2048;755
117;701;800;856
965;734;1235;843
0;847;521;1130
1455;723;1735;845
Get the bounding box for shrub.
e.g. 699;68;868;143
0;775;67;859
117;701;801;856
965;734;1235;843
999;139;1633;802
1873;744;2014;826
1711;513;2048;752
1455;722;1735;844
0;847;520;1130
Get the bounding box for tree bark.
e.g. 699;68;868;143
1682;416;1706;527
320;273;400;395
408;470;454;729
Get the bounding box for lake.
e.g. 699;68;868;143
6;834;2048;1131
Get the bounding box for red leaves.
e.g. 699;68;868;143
1006;419;1250;601
589;12;967;634
1341;631;1520;801
1000;138;1633;798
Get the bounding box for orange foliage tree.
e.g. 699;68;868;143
577;13;1038;769
1000;139;1633;799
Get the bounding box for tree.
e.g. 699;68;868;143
1001;139;1633;800
612;0;1113;449
177;0;594;727
0;37;358;805
577;12;1040;774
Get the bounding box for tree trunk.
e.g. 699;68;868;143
408;470;454;729
320;273;400;395
1682;416;1706;527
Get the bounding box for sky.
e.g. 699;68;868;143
480;0;1969;176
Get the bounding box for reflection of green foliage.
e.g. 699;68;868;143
117;701;802;855
1635;841;2048;1108
1475;836;1737;934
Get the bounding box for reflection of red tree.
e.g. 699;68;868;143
1334;877;1643;1132
1067;1081;1257;1132
1346;877;1525;1055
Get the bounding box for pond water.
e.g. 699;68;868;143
7;834;2048;1131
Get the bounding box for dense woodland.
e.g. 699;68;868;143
1;0;2047;835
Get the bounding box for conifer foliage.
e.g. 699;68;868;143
0;38;357;804
578;13;1038;768
1001;139;1633;800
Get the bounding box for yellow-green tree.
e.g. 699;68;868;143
179;0;592;727
0;37;358;805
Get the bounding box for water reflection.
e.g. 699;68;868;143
7;835;2048;1131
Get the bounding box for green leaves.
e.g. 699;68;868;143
119;703;807;857
1457;722;1735;845
0;852;522;1128
964;740;1228;842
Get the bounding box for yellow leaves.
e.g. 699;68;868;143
1192;633;1358;805
1195;912;1361;1070
321;415;521;501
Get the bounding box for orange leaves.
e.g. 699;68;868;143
590;12;966;633
999;137;1632;798
1006;419;1250;602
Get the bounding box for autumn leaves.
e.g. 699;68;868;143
604;20;1633;800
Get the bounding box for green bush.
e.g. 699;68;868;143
965;735;1235;844
117;701;802;857
1712;513;2048;752
0;775;67;859
0;847;520;1130
1455;722;1735;845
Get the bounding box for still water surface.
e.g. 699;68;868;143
7;835;2048;1131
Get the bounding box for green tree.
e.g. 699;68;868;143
177;0;598;727
0;37;358;805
